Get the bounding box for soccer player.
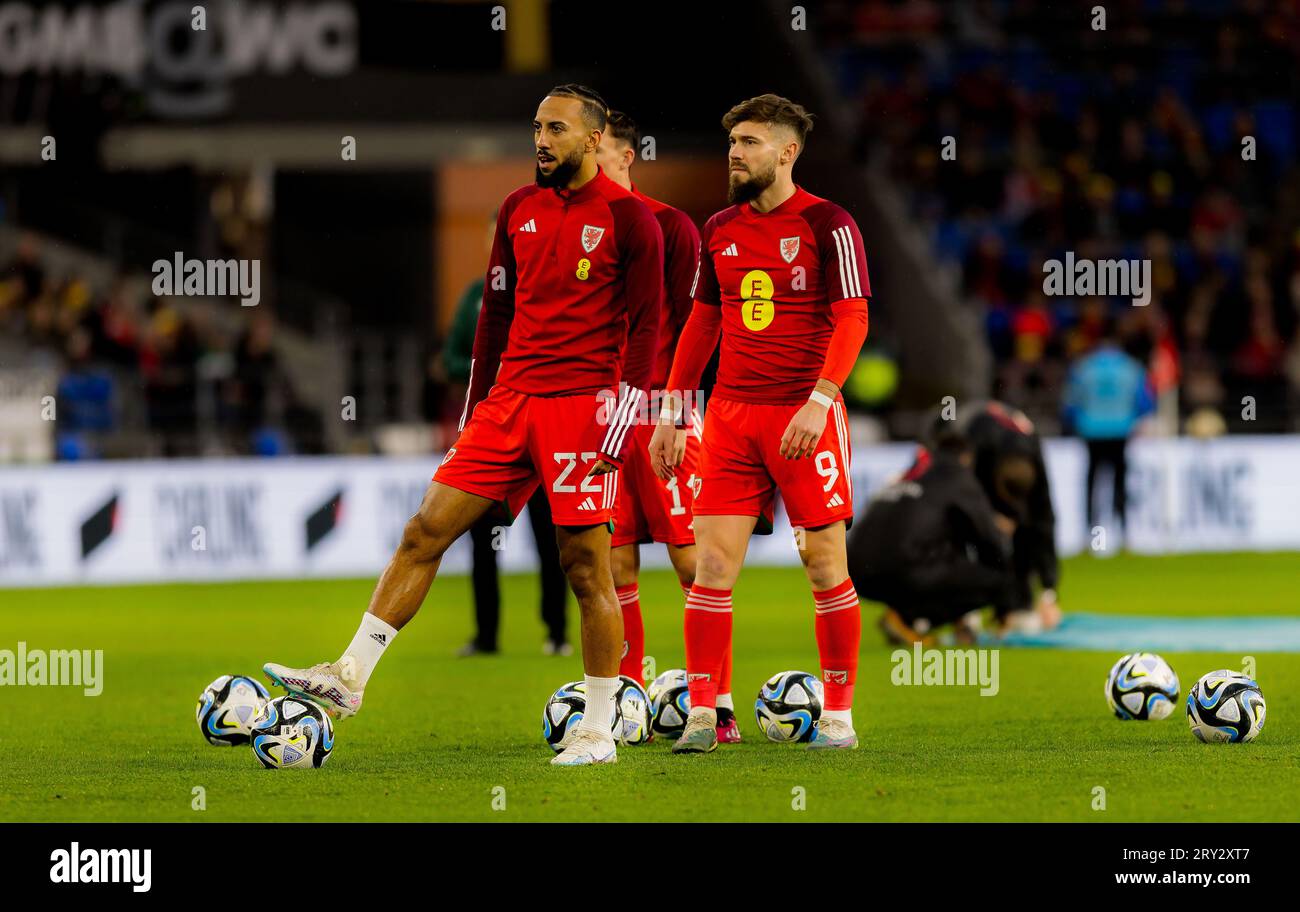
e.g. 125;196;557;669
264;85;664;767
594;110;743;742
648;94;871;753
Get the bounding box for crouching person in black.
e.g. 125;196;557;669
925;401;1063;634
848;429;1029;645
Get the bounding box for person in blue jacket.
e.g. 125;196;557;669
1062;321;1155;542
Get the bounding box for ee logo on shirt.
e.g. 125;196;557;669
740;269;775;331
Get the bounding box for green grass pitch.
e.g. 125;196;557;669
1;552;1297;822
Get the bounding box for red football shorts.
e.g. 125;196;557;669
694;397;854;531
434;384;618;527
612;418;702;548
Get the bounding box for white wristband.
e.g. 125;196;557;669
808;390;834;408
659;403;683;422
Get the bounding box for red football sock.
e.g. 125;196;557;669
813;578;861;711
685;582;734;701
615;584;643;681
684;584;731;710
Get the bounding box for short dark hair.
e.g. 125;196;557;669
546;84;608;131
722;94;814;147
604;110;640;152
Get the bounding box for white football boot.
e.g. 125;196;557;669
550;728;618;766
264;656;363;719
806;717;859;750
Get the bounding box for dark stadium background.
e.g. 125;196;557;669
5;0;1300;850
1;0;1298;546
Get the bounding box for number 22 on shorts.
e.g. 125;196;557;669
552;452;601;493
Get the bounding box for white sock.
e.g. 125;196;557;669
341;613;398;688
578;675;620;738
716;693;734;711
822;708;853;727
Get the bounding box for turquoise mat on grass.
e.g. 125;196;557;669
983;613;1300;652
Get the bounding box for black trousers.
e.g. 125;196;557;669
852;554;1018;628
469;487;567;649
1085;437;1129;533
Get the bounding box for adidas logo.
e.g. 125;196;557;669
519;218;537;233
577;497;597;511
720;243;738;256
825;492;845;508
370;633;387;645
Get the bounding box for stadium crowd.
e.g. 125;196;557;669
826;0;1300;433
0;235;323;459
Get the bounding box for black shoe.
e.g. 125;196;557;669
716;707;736;725
457;641;498;657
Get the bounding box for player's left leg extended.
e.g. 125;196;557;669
551;522;624;766
265;480;495;718
797;521;862;750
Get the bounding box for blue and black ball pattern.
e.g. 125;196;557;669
249;695;335;768
1187;671;1266;743
754;670;823;743
196;674;270;746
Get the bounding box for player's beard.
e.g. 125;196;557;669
536;146;584;189
728;161;777;204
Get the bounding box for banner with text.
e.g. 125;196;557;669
1;436;1297;587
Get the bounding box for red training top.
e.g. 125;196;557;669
668;186;870;406
631;184;701;391
463;168;663;462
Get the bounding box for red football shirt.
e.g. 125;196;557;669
691;186;870;404
631;185;701;390
463;168;663;460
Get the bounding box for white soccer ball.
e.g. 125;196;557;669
195;674;269;746
1187;670;1266;743
648;668;691;738
542;680;621;753
249;695;335;769
1104;653;1179;720
755;670;823;742
615;675;652;745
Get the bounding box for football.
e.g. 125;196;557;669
648;668;691;738
755;670;823;742
1187;670;1266;743
542;680;622;753
249;695;335;769
195;674;270;746
1104;653;1180;720
615;675;653;745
